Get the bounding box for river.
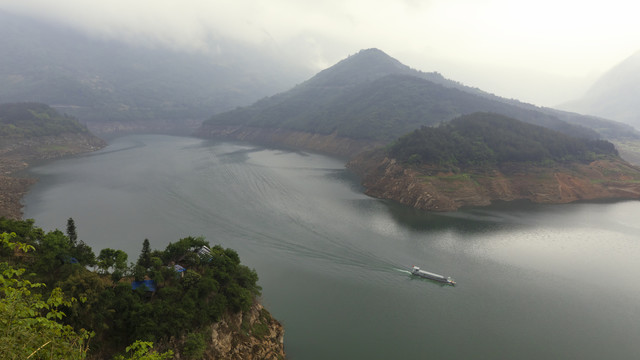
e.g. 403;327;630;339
23;134;640;359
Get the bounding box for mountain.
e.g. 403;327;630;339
561;50;640;129
0;102;106;219
0;11;310;135
197;48;637;158
347;113;640;212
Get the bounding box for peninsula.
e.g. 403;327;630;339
347;113;640;211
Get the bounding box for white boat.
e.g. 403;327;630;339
411;266;456;286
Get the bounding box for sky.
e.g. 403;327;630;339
1;0;638;107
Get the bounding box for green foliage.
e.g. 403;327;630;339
0;219;263;358
250;308;273;340
182;269;202;289
388;113;619;167
182;333;206;359
97;248;128;279
137;239;152;270
162;236;208;265
113;341;173;360
66;218;78;246
0;232;92;360
0;102;87;138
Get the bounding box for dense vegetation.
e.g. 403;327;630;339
387;113;619;166
0;217;261;359
0;102;88;137
202;48;638;143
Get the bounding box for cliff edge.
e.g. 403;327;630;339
203;302;285;360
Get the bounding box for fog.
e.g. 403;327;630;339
1;0;638;106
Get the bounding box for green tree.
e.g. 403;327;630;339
182;333;206;359
33;229;72;276
137;239;152;270
0;232;92;359
97;248;128;281
66;217;78;247
71;240;96;267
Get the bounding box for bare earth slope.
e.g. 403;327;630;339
348;152;640;211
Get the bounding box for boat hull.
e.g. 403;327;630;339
411;266;456;286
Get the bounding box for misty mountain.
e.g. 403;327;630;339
561;50;640;129
200;49;636;149
0;11;311;134
0;102;88;137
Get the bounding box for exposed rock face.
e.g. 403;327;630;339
347;151;640;211
195;125;383;159
204;302;285;360
0;132;106;219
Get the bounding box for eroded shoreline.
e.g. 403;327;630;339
0;133;106;219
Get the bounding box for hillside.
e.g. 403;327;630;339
348;113;640;211
562;50;640;129
0;218;285;359
388;113;618;166
0;11;309;135
197;48;638;158
0;102;105;219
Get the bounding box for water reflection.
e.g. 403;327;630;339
380;200;510;233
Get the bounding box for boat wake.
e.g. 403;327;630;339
393;268;412;275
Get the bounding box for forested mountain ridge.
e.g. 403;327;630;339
197;48;637;158
388;113;618;166
348;113;640;212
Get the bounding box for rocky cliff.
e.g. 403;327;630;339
195;125;383;158
154;301;285;360
202;302;285;360
0;132;106;219
347;151;640;211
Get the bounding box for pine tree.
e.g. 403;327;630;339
66;217;77;247
137;238;152;270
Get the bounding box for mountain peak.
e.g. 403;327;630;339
307;48;415;86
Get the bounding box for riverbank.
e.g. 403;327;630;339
0;133;106;219
347;150;640;211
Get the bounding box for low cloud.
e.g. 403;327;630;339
1;0;638;106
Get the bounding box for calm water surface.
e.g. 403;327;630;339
23;134;640;359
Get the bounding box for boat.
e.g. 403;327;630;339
411;266;456;286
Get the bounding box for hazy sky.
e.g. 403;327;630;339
1;0;638;106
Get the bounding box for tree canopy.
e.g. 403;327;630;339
0;217;262;358
387;112;619;167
